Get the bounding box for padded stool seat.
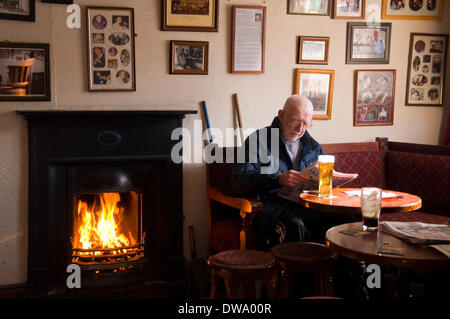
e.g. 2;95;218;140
208;250;279;299
270;242;337;298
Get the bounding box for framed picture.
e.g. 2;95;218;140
0;0;35;21
161;0;219;32
332;0;365;19
354;69;396;126
346;22;391;64
288;0;330;15
405;33;448;106
0;42;50;101
294;68;335;120
170;41;209;75
381;0;444;20
297;36;329;64
231;5;266;74
86;6;136;92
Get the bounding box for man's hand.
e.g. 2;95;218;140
278;170;310;187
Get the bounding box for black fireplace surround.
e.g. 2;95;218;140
17;110;196;297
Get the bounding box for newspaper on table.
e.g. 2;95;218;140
430;244;450;258
380;221;450;245
277;161;358;202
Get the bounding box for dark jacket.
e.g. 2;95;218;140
231;116;324;245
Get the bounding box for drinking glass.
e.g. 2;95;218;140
361;187;382;231
318;155;334;198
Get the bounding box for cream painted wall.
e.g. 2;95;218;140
0;0;448;286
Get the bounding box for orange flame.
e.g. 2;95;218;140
76;193;132;251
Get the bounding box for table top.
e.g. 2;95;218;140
299;188;422;215
325;222;450;270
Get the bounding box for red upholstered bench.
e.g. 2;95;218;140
323;138;450;217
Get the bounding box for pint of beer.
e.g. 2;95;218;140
318;155;334;198
361;187;382;231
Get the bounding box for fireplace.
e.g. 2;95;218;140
18;110;196;296
72;191;144;274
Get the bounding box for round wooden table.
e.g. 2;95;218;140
325;222;450;270
299;188;422;215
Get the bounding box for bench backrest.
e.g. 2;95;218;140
322;141;386;189
386;141;450;216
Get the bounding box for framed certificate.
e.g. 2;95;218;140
231;5;266;74
297;36;330;64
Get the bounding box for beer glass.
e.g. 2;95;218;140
318;155;334;198
361;187;382;231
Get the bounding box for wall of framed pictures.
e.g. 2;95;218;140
0;0;449;287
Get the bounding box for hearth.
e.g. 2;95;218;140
72;191;144;274
18;110;196;297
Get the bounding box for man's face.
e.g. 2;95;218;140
279;106;313;142
374;31;378;41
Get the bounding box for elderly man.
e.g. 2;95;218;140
232;95;326;250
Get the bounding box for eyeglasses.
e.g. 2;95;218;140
291;119;312;129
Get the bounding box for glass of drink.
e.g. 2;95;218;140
318;155;334;198
361;187;382;231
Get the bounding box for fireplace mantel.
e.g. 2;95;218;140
17;110;197;118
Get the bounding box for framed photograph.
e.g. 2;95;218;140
0;0;35;21
232;5;266;74
161;0;219;32
381;0;444;20
0;42;50;101
346;22;391;64
332;0;365;19
288;0;330;15
170;41;209;75
86;6;136;92
297;36;329;64
354;69;396;126
294;68;335;120
405;33;448;106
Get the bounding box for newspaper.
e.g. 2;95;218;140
430;244;450;258
277;162;358;202
380;221;450;245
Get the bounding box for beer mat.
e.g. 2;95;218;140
339;229;370;237
378;247;405;256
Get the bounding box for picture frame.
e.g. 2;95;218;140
297;36;329;64
354;69;396;127
332;0;365;19
86;6;136;92
161;0;219;32
170;40;209;75
346;22;391;64
405;33;448;107
381;0;444;20
0;0;35;21
231;5;266;74
288;0;330;16
294;68;335;120
0;42;50;101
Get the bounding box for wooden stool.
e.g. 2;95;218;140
208;250;279;299
270;242;337;298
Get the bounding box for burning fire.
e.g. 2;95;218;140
75;192;134;253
